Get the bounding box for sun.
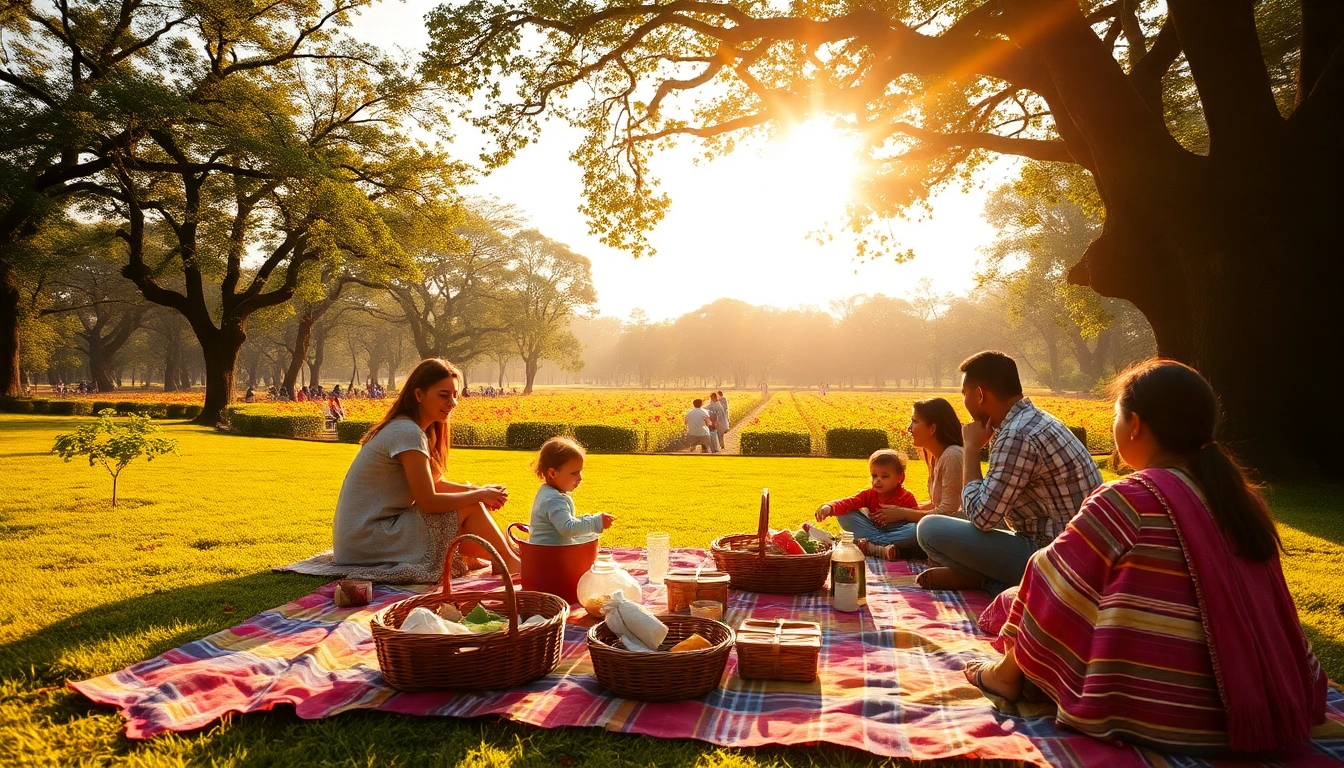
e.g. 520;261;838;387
753;118;863;218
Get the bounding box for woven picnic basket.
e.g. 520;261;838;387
371;534;569;692
710;489;832;594
587;615;734;701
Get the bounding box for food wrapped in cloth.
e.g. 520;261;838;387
600;591;668;652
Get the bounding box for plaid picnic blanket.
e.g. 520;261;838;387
72;548;1344;766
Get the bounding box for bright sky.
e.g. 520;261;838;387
350;2;1014;322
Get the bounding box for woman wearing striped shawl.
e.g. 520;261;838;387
966;360;1326;754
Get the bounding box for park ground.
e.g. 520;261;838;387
1;415;1341;767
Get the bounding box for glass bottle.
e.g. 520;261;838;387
576;552;642;614
830;531;867;612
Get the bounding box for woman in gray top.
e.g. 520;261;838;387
859;397;966;559
333;358;518;583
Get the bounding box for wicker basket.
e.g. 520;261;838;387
665;568;730;613
371;534;569;692
735;618;823;682
710;489;832;594
587;615;734;701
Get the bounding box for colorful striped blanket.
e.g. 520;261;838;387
72;549;1344;767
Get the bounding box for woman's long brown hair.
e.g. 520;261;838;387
361;358;461;476
1111;359;1280;562
913;397;964;471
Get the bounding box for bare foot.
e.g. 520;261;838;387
964;658;1023;702
915;566;982;590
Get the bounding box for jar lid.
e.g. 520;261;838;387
665;568;730;584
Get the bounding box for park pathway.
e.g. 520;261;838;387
718;392;773;455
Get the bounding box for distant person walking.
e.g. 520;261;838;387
684;398;718;453
707;393;728;452
715;390;730;444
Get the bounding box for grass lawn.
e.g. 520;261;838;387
1;415;1341;767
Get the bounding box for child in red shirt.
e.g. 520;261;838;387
815;449;924;559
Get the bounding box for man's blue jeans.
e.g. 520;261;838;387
915;514;1042;595
834;511;918;547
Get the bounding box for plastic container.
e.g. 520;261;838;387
576;552;642;614
830;531;866;612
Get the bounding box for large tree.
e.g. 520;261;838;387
0;0;192;395
425;0;1344;473
498;229;596;392
39;224;148;392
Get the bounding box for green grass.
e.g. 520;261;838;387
0;414;1340;767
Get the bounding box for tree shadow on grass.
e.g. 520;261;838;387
1266;480;1344;546
0;571;329;689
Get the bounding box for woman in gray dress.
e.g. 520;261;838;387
333;358;519;583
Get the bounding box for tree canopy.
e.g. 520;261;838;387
422;0;1344;471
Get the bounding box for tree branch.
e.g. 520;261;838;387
1167;0;1283;155
1298;0;1344;103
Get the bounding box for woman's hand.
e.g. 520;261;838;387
814;504;833;523
475;485;508;510
600;513;616;530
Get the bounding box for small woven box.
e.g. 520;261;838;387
735;618;823;682
665;568;730;613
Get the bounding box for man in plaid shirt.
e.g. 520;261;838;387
916;351;1101;594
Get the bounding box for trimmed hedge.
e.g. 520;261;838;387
825;428;889;459
573;424;639;453
505;421;569;450
47;400;94;416
165;403;187;419
29;399;50;414
337;419;376;444
226;406;324;439
92;400;116;414
451;422;483;446
0;397;34;413
183;405;202;420
740;430;811;456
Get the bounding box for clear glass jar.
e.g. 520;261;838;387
576;552;642;614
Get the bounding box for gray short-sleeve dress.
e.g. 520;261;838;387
332;416;462;583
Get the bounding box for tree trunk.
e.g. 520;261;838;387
1069;327;1111;386
0;263;21;397
162;324;183;392
197;325;245;425
282;311;318;392
308;323;328;387
523;357;540;394
1070;155;1344;477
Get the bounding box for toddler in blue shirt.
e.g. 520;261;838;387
528;437;614;545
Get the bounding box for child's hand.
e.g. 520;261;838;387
814;504;832;523
600;513;616;530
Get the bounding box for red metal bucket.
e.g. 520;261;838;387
506;523;599;604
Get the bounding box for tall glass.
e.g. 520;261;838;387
646;532;670;585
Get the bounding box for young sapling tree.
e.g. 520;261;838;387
52;409;179;505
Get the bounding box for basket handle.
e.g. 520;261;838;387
505;522;529;556
440;533;520;639
757;488;770;561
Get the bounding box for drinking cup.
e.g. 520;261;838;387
646;532;670;585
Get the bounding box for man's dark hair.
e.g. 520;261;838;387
959;351;1023;399
693;398;703;408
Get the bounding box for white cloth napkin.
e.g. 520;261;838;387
600;591;667;652
399;607;548;635
401;607;473;634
